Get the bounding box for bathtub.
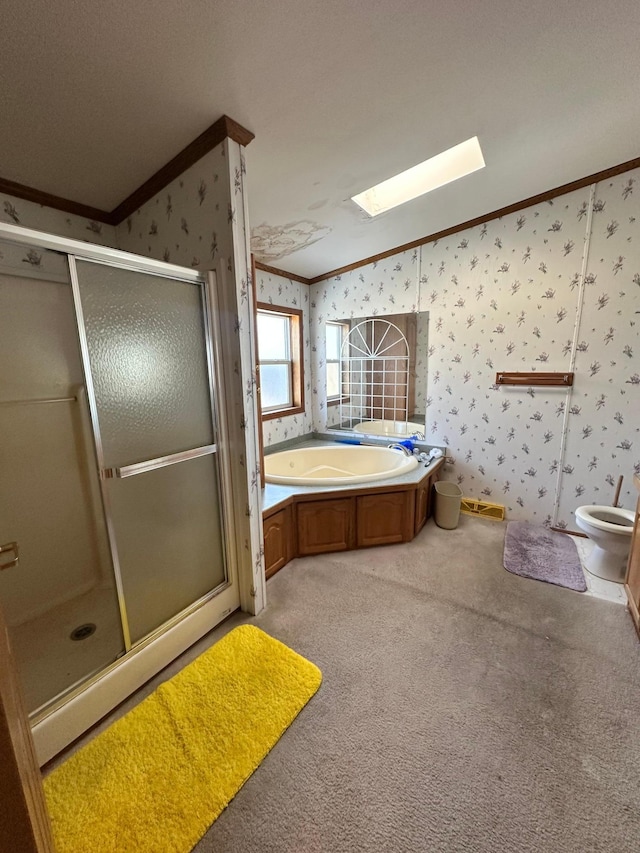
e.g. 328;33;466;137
353;420;424;439
264;444;418;486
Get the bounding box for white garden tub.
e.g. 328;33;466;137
353;420;424;439
264;444;418;486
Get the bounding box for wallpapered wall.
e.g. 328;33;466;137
310;248;420;435
116;141;265;613
0;193;117;246
4;162;638;535
255;269;312;447
1;144;265;614
311;169;639;527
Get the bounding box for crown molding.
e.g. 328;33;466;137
307;154;640;283
110;115;254;223
0;176;113;224
0;114;255;228
253;261;312;285
2;141;638;284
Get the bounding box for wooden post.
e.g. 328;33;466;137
0;601;55;852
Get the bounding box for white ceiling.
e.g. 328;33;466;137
2;0;640;278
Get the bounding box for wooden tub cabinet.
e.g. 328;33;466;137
262;458;443;579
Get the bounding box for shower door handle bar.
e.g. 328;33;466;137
101;444;217;479
0;395;77;406
0;541;19;570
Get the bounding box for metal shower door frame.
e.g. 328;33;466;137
67;253;235;655
0;223;244;760
0;220;239;674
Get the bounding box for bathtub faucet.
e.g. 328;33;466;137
387;442;413;457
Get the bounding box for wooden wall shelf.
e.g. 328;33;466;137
496;371;574;387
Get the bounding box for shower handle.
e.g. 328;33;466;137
100;443;217;479
0;541;19;570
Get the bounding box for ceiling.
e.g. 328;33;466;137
2;0;640;279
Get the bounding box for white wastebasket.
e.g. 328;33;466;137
434;481;463;529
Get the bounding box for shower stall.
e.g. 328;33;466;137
0;224;239;763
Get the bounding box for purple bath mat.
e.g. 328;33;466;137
503;522;587;592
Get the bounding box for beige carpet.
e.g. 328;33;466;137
52;516;640;852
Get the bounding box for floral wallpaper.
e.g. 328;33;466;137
116;145;229;268
116;142;266;613
311;170;640;526
556;171;640;524
4;157;638;538
255;269;312;447
310;248;420;434
1;147;265;614
414;313;430;418
0;238;72;282
0;192;117;246
0;146;265;612
418;188;590;526
226;140;267;612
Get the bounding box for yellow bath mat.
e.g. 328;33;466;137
44;624;322;853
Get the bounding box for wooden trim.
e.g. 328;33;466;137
623;489;640;638
496;371;574;387
251;254;265;488
257;302;305;421
0;176;114;224
3;142;638;284
550;527;588;538
0;602;55;852
261;404;305;422
254;261;312;286
110;115;254;223
308;154;640;283
221;115;256;148
0;114;254;228
625;588;640;640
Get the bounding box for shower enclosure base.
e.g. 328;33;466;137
11;585;122;715
32;586;238;765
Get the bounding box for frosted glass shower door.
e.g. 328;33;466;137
71;259;229;646
0;241;125;715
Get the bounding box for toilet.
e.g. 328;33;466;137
574;505;636;583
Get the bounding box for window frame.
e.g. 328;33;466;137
326;320;350;407
257;302;305;421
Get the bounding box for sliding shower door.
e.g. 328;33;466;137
0;240;125;714
70;259;229;647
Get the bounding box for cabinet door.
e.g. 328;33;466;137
357;491;414;547
296;499;355;555
263;506;292;579
414;481;430;535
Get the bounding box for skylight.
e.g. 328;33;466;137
351;137;485;217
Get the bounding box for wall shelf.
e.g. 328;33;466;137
495;371;574;387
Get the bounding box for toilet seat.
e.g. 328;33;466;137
575;505;635;535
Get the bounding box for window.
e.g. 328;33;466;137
256;303;304;419
326;321;349;405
